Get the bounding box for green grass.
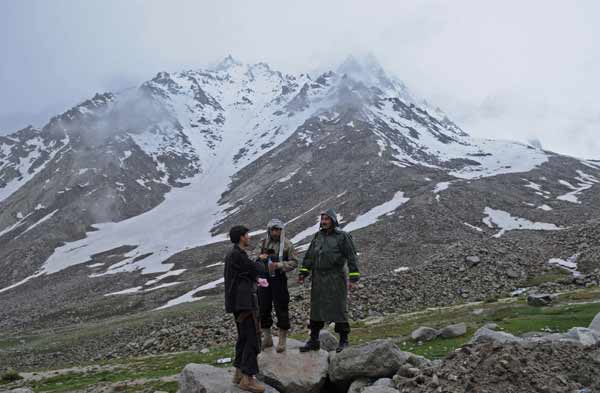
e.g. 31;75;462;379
25;346;234;392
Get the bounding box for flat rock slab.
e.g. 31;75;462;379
258;337;329;393
179;363;279;393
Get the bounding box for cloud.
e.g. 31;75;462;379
1;0;599;158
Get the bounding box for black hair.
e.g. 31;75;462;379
229;225;250;244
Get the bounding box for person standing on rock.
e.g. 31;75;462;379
298;208;360;353
224;225;266;393
255;218;298;353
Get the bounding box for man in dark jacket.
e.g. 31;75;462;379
298;209;360;353
224;225;266;393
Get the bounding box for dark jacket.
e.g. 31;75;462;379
299;208;360;322
224;244;265;314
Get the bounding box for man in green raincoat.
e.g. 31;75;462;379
298;208;360;353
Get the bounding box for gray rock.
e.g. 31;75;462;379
258;337;328;393
527;293;555;307
410;327;438;342
469;327;523;345
465;256;480;267
362;386;399;393
406;353;432;369
329;339;410;383
562;327;600;347
439;323;467;338
179;363;279;393
7;389;34;393
318;330;338;352
373;378;395;387
589;311;600;333
472;308;485;315
347;378;369;393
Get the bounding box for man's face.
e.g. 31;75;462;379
240;232;251;248
270;227;281;240
320;215;333;230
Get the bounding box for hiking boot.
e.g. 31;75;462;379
232;367;242;385
336;333;349;353
261;328;273;348
239;375;265;393
276;329;288;353
299;339;320;352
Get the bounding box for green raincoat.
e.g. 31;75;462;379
299;209;360;322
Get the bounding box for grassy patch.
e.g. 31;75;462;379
28;346;234;392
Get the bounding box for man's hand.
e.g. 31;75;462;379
348;281;357;291
259;253;269;261
268;262;279;273
298;275;305;285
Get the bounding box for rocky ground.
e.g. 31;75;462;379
403;341;600;393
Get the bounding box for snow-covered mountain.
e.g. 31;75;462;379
1;55;599;328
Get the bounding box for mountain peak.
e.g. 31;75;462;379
336;54;390;88
213;54;242;71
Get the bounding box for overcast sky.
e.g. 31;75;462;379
1;0;598;158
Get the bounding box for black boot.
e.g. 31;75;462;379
336;332;349;353
299;327;320;352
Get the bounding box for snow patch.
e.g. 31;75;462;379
155;277;225;310
482;207;561;238
343;192;409;232
548;254;581;277
556;170;599;204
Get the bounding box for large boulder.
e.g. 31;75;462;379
328;339;410;383
561;327;600;347
319;330;338;352
589;312;600;333
527;293;555;307
179;364;279;393
439;323;467;338
410;327;438;342
258;337;329;393
469;327;523;345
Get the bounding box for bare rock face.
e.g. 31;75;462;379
179;363;279;393
328;339;410;383
258;337;329;393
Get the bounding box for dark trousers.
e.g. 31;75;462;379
258;278;290;330
309;320;350;335
234;311;260;376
